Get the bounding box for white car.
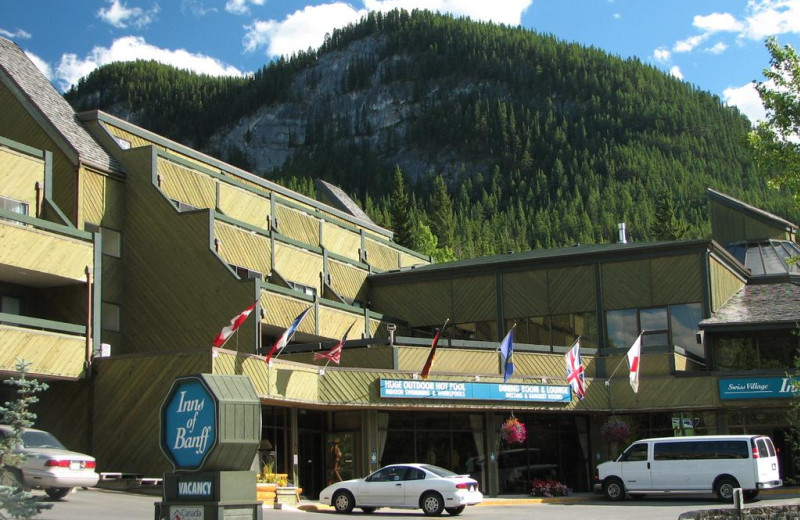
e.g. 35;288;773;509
319;463;483;516
0;425;100;499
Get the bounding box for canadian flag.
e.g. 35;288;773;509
627;333;643;393
213;301;258;348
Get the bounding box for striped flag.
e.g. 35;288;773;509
314;322;355;365
213;301;257;348
565;338;585;400
265;307;311;363
420;319;449;379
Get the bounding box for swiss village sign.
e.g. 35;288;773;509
156;374;263;520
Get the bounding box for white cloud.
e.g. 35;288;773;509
669;66;684;80
723;82;767;123
244;0;533;58
244;3;364;56
706;41;728;54
693;12;744;33
673;34;708;53
25;51;52;79
0;28;32;40
653;47;671;62
181;0;217;17
742;0;800;40
613;13;621;20
52;36;244;92
97;0;159;29
225;0;266;15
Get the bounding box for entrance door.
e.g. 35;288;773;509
299;430;323;499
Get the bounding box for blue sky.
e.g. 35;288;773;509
2;0;799;123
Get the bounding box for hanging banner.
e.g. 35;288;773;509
379;378;571;402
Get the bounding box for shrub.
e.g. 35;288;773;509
531;479;572;497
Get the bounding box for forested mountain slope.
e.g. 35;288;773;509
65;9;797;259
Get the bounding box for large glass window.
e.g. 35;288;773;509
606;303;703;355
713;330;797;371
506;312;597;351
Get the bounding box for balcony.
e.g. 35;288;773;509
0;318;87;379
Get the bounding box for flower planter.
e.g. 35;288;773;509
257;483;278;503
276;486;302;506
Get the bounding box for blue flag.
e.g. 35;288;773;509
499;329;514;383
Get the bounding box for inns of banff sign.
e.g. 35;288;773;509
161;378;217;470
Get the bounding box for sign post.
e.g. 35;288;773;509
155;374;262;520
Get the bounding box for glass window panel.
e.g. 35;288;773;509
714;335;757;371
452;322;475;340
528;316;550;347
640;307;667;332
606;309;637;349
573;311;598;350
642;331;668;348
474;320;497;342
670;303;704;358
102;302;120;332
757;331;797;370
102;228;122;258
0;296;22;315
550;314;574;347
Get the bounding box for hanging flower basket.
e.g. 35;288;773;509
500;416;527;445
600;420;631;444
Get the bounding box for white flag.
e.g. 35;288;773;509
627;333;642;393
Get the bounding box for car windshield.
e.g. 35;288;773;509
21;431;65;449
420;465;458;477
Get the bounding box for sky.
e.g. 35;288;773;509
2;1;799;124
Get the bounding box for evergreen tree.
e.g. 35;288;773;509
0;360;51;519
390;166;415;248
651;188;689;241
429;175;455;248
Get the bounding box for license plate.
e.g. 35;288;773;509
69;462;82;470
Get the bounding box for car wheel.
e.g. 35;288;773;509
603;477;625;501
421;492;444;516
0;468;23;489
45;487;72;500
743;490;759;501
360;507;376;514
714;476;739;502
445;505;466;516
332;490;355;514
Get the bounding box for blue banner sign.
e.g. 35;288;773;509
162;379;217;470
380;378;572;402
718;377;799;400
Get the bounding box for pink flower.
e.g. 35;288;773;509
500;417;527;445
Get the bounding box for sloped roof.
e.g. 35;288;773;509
0;37;120;173
708;187;797;232
700;282;800;329
314;179;376;226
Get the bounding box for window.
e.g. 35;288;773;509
115;137;131;150
0;196;28;216
289;281;316;299
713;330;797;371
0;296;22;315
102;302;120;332
621;443;648;462
506;312;597;351
85;224;122;258
606;303;703;354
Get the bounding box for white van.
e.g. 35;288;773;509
594;435;782;501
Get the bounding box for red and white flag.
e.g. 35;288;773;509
213;301;258;348
627;333;643;393
565;339;586;400
314;322;355;365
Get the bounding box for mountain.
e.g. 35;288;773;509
64;9;799;259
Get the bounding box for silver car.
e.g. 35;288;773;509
0;425;100;499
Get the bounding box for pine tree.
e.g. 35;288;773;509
429;175;454;248
390;166;415;248
0;359;51;519
651;188;689;241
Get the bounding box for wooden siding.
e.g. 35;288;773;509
218;183;270;230
212;351;320;403
502;271;548;318
369;279;451;326
275;204;320;247
709;255;746;312
0;220;93;281
399;250;427;268
34;380;90;454
105;124;211;171
549;265;596;314
214;220;272;278
328;258;368;303
364;237;398;271
0;143;43;209
603;254;703;310
92;351;211;475
651;254;704;305
82;169;125;227
261;292;316;336
711;198;790;243
453;275;496;322
317;306;363;341
156;156;216;209
604;374;717;410
113;147;257;355
289;346;395;370
396;345;498;375
0;325;85;378
273;242;322;292
0;85;78;224
322;222;361;263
